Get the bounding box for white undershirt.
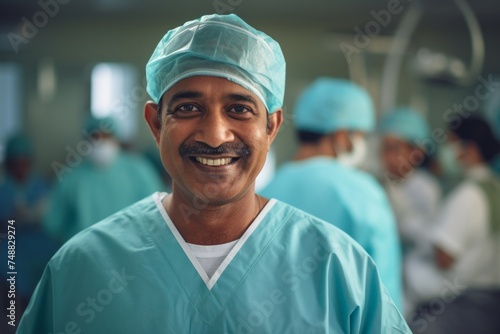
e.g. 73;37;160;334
154;192;277;289
187;240;239;278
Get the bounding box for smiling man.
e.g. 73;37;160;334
144;75;274;246
18;14;410;333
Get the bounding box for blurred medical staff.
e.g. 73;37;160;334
407;115;500;334
0;134;50;225
379;108;441;252
379;108;442;314
44;116;162;242
261;78;403;310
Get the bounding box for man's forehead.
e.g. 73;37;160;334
162;76;263;105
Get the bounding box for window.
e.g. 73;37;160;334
91;63;138;141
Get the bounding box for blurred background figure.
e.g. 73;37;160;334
379;107;442;314
379;109;442;244
0;134;50;225
380;107;441;252
407;115;500;334
0;134;58;325
260;78;403;310
44;116;163;242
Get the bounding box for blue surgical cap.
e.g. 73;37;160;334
379;107;429;144
146;14;286;113
5;133;33;160
294;78;375;134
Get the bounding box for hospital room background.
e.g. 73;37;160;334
1;0;500;332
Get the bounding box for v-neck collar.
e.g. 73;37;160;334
153;192;276;290
146;193;294;325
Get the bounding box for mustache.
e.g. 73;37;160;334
179;142;250;157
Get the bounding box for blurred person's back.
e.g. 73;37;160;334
44;117;162;242
261;78;403;310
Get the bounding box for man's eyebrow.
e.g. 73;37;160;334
226;93;258;107
166;91;203;108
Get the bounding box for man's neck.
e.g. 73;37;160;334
164;190;266;245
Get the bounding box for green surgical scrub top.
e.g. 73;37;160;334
19;193;410;333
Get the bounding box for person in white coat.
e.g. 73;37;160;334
407;115;500;334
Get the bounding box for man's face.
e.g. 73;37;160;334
381;135;417;178
145;76;282;205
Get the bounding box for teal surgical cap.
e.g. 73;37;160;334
84;116;117;136
5;133;33;159
294;78;375;134
145;14;286;113
379;107;429;144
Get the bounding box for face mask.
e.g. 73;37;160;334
336;134;367;168
89;140;120;167
437;142;463;178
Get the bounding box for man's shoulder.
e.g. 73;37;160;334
271;200;371;260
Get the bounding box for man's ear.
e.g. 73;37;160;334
144;101;161;145
267;109;283;147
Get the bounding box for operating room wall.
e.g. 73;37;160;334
2;16;500;178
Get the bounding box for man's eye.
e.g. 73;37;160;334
176;104;200;112
228;105;251;114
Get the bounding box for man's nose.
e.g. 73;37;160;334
193;110;235;148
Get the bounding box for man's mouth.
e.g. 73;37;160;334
181;142;249;168
193;157;236;166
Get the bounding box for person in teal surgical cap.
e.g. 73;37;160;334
379;107;442;314
43;116;162;242
19;14;410;333
260;77;404;311
0;134;50;226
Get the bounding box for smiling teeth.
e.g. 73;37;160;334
195;157;232;166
